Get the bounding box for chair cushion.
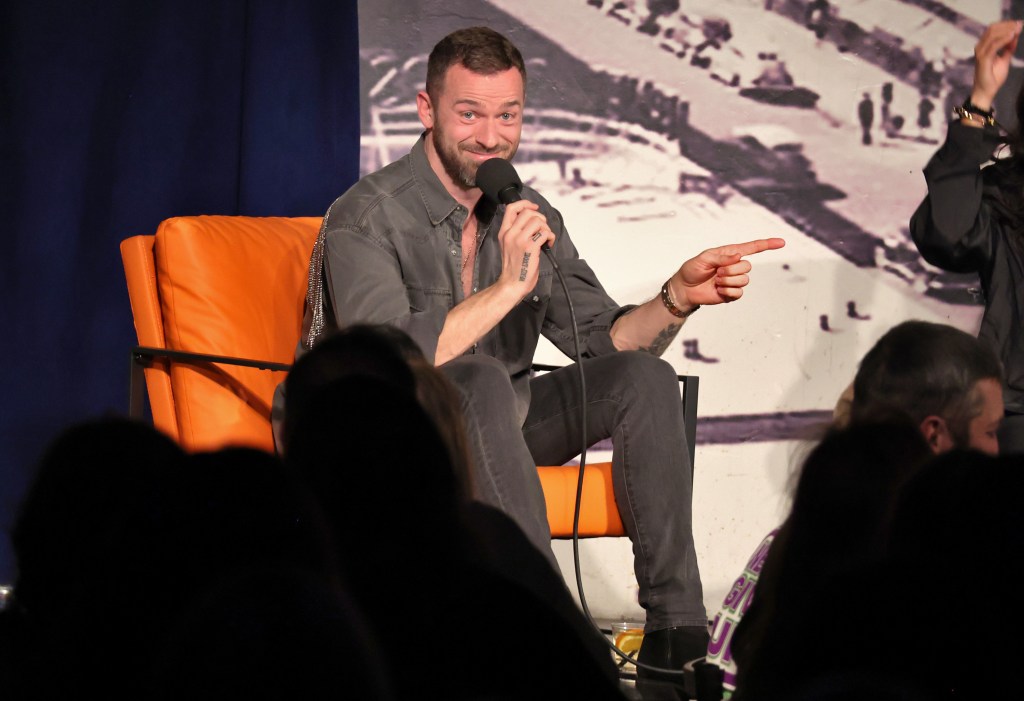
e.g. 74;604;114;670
155;215;320;451
539;462;625;537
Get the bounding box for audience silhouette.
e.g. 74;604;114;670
730;420;933;699
283;326;623;699
150;566;393;700
11;320;1016;700
882;450;1024;699
286;325;618;683
5;418;187;698
4;417;393;699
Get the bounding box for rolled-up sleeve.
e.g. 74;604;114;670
540;214;633;360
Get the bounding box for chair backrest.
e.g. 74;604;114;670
121;215;320;452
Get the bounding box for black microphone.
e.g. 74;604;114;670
476;158;551;251
476;157;523;204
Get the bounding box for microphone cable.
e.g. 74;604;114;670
542;246;686;680
475;156;692;680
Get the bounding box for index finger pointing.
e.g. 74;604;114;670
722;238;787;258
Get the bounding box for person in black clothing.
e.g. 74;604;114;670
916;95;934;137
910;19;1024;454
857;92;874;145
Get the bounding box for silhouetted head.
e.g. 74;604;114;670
784;420;932;571
10;417;187;694
284;375;466;588
283;325;417;451
12;417;185;617
732;420;933;700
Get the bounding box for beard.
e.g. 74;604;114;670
431;129;518;189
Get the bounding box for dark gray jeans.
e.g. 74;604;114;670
441;351;706;632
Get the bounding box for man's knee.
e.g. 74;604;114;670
594;352;685;425
603;351;679;394
440;355;516;400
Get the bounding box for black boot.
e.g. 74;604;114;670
635;626;710;699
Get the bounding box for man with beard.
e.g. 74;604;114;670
288;26;784;678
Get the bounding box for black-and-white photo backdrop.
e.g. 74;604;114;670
357;0;1010;619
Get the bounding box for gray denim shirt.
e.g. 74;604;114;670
298;135;633;423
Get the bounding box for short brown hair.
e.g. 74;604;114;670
426;27;526;101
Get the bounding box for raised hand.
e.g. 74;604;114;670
972;20;1022;111
671;238;786;307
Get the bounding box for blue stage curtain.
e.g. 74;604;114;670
0;0;360;581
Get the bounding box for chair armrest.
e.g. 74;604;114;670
128;346;290;420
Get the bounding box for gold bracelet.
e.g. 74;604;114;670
660;279;700;318
952;105;996;127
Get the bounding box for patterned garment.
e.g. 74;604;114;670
706;529;777;697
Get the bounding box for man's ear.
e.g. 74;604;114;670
416;90;434;130
919;415;954;455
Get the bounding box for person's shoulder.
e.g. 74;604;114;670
323;153;417;229
519;181;552;206
519;182;564;222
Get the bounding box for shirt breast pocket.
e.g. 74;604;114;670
405;285;452;313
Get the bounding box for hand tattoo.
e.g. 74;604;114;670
638;323;683;356
519;252;531;282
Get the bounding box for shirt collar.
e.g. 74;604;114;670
410;133;498;228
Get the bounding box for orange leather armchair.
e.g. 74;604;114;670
121;215;698;538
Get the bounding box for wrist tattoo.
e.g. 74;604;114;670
638;323;682;356
519;252;531;281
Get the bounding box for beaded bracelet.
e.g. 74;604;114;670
660;279;700;319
